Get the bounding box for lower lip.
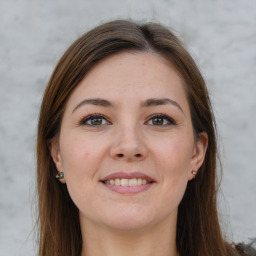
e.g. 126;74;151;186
102;183;154;194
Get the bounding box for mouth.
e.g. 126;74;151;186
100;172;156;194
102;178;153;186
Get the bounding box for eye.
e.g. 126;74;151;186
146;114;176;126
79;114;110;126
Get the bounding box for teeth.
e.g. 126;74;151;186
128;178;137;186
105;178;150;186
115;178;120;186
121;178;129;186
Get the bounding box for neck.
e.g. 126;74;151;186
80;215;179;256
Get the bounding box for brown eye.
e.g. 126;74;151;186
147;114;176;126
80;114;110;126
152;117;164;125
90;117;103;125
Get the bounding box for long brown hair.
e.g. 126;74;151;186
37;19;239;256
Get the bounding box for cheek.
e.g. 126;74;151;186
58;133;106;197
152;134;194;175
150;134;193;205
58;136;104;212
59;132;106;174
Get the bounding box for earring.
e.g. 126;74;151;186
192;170;197;176
56;171;64;180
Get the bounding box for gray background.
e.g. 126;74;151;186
0;0;255;255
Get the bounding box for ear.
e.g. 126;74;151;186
188;132;208;180
49;138;66;184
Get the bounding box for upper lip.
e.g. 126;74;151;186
100;172;156;182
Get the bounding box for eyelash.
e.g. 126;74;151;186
145;113;177;126
79;113;111;126
78;113;176;127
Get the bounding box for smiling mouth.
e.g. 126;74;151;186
102;178;154;186
100;173;156;194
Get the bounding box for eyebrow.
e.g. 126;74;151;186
72;97;184;114
141;98;184;114
72;98;114;113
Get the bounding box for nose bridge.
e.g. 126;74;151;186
110;121;147;161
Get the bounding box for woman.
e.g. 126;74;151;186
36;19;249;256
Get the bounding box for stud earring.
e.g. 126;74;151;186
56;171;64;180
192;170;197;176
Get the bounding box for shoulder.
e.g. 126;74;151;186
234;240;256;256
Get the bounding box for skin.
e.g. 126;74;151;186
51;51;208;256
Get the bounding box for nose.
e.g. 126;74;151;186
110;126;148;161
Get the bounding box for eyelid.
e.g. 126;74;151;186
78;113;111;126
145;113;177;126
77;112;176;127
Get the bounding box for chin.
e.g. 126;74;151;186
104;218;152;232
99;206;157;231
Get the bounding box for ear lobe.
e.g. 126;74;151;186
189;132;208;180
49;138;66;183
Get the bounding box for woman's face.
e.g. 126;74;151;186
51;52;207;232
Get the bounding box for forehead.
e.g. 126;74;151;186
66;51;189;110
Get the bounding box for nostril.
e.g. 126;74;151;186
113;152;145;160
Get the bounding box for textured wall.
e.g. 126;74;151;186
0;0;255;255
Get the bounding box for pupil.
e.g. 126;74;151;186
153;117;163;125
92;118;102;125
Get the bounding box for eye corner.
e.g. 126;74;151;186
145;113;177;126
78;113;111;127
